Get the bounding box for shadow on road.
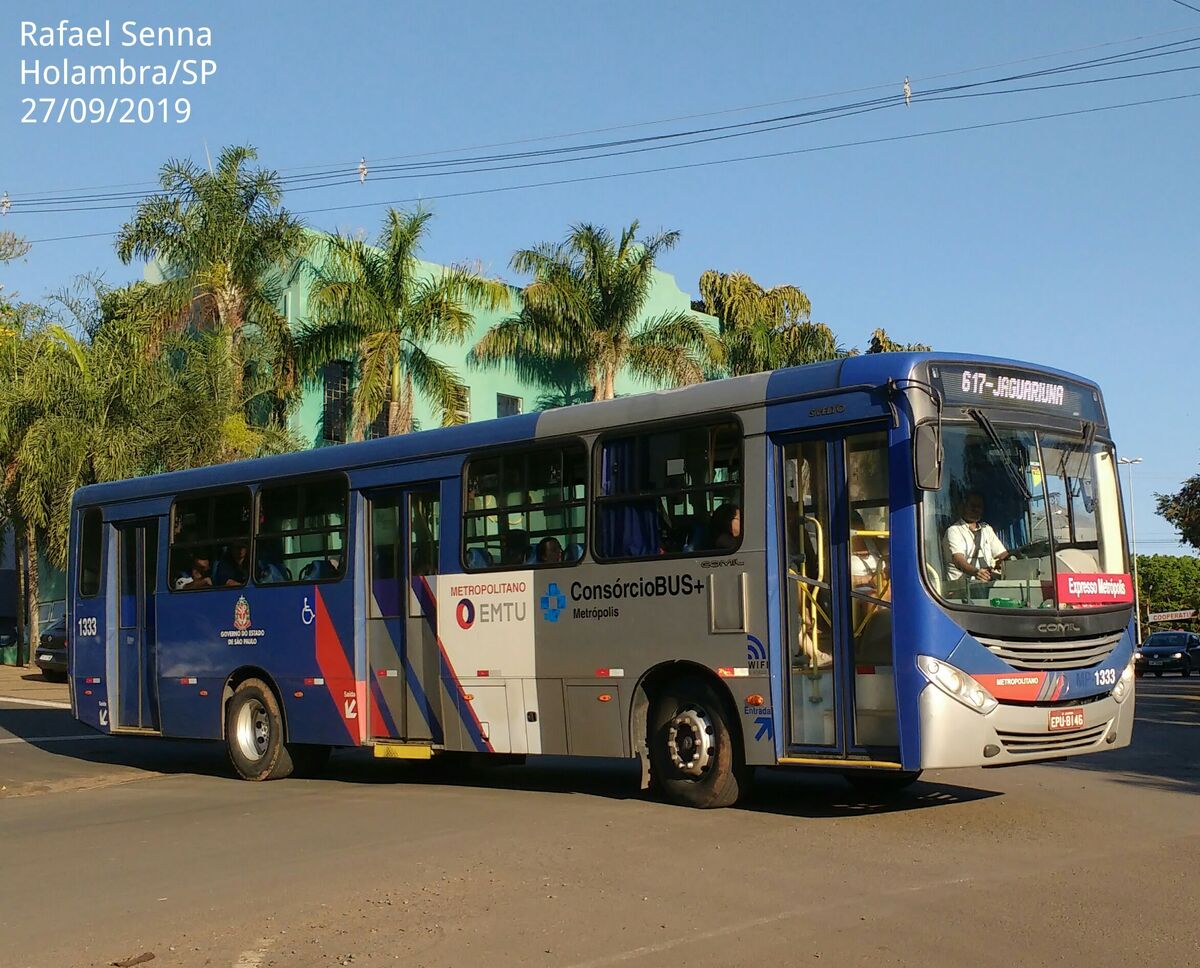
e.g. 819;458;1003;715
1055;679;1200;796
2;704;998;816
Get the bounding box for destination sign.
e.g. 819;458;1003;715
931;364;1105;423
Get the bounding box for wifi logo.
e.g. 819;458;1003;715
746;634;768;672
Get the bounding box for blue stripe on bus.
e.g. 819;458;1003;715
763;444;785;758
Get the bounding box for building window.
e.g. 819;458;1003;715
456;387;472;424
595;419;743;560
323;361;350;443
366;388;391;440
281;292;291;324
497;393;523;418
463;444;587;569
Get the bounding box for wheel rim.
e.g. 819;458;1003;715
666;705;715;777
234;698;271;761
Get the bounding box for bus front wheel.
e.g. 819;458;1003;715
648;676;747;809
225;679;294;781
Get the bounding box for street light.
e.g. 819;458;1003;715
1119;457;1143;644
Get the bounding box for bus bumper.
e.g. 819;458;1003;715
917;684;1134;770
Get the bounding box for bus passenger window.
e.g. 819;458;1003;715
78;508;103;598
256;477;348;584
463;444;587;569
595;419;742;560
170;490;251;592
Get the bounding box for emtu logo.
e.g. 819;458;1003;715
540;582;567;622
455;598;476;630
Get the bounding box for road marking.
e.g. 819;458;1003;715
0;695;71;709
232;936;276;968
0;734;108;746
561;877;972;968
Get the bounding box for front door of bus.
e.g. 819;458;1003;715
366;487;442;743
781;429;898;758
116;520;159;731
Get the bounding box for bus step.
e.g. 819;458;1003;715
372;742;434;760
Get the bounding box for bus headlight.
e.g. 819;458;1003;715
1111;661;1136;704
917;656;998;715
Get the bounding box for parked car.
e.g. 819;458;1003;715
34;616;68;683
1134;630;1200;677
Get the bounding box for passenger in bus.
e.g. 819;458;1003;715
175;554;213;590
499;530;529;565
214;540;250;587
945;492;1011;582
536;536;563;563
709;503;741;551
850;511;889;600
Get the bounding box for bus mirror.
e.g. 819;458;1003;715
914;423;942;491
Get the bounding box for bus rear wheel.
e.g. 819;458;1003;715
226;679;294;781
648;676;747;809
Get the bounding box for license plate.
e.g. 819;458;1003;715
1048;708;1086;732
38;654;53;662
1149;659;1164;666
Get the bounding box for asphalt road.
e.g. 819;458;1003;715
1;676;1197;968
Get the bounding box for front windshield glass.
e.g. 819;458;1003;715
1144;633;1187;648
921;424;1126;610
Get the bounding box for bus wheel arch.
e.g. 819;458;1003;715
222;669;295;781
631;661;749;808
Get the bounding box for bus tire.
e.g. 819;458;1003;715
287;743;331;778
844;770;922;795
225;679;294;781
648;675;747;809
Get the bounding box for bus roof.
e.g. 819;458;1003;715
73;351;1099;509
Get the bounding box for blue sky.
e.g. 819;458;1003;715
2;1;1198;555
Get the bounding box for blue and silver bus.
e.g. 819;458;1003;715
68;353;1135;807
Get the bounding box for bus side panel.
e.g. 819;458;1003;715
69;516;112;734
155;577;361;746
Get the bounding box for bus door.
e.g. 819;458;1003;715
366;486;442;743
780;428;898;759
116;520;160;731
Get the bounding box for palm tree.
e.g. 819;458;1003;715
697;269;845;375
471;222;721;402
115;144;308;400
865;328;931;353
298;208;511;439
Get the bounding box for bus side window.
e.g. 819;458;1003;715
78;508;103;598
255;477;348;584
595;419;742;560
463;444;587;570
170;490;252;591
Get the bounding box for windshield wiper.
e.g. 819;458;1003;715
967;408;1033;500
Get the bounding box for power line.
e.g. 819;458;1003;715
21;91;1200;244
1168;0;1200;14
6;27;1199;203
12;42;1200;217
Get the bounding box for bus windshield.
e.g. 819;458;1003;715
921;423;1126;610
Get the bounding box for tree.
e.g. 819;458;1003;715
1135;554;1200;632
697;269;845;376
472;222;721;402
299;208;510;438
865;328;931;354
115;144;308;401
1156;475;1200;551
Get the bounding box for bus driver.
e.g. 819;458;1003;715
945;492;1011;584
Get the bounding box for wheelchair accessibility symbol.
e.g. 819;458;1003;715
301;597;316;626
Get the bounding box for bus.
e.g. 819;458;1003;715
67;353;1136;808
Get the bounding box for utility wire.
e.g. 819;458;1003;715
24;91;1200;242
12;42;1200;215
6;28;1199;203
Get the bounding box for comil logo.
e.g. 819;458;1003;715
455;598;476;630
